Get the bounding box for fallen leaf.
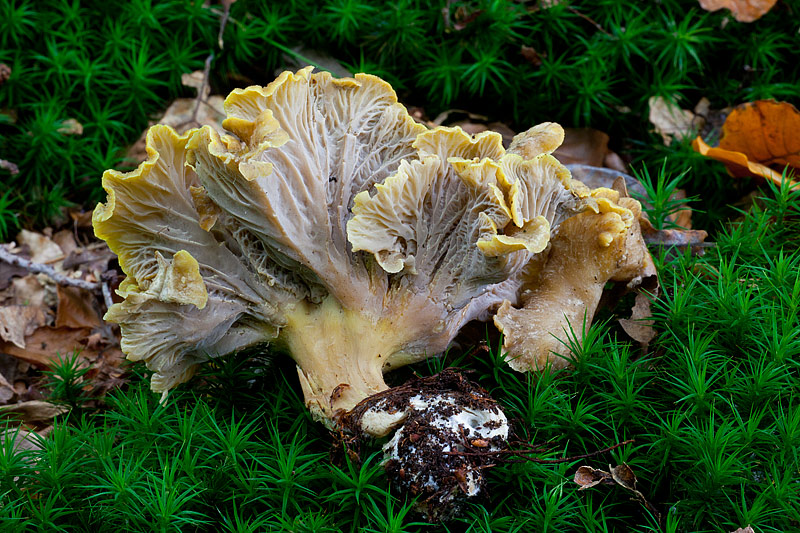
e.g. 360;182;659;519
619;292;656;345
554;128;612;167
521;45;545;67
0;261;27;291
692;137;788;186
52;229;78;257
0;372;15;404
453;6;483;31
57;118;83;136
720;100;800;169
278;45;352;79
575;463;661;522
0;326;90;367
698;0;777;22
0;400;68;423
0;159;19;175
55;285;102;330
574;465;613;490
648;96;703;145
5;275;46;308
0;426;48;455
181;70;210;99
0;306;47;348
693;100;800;186
17;230;63;263
730;527;755;533
610;463;638;491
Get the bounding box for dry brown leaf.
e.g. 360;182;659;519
0;400;69;423
565;165;646;198
730;527;755;533
610;463;638;491
55;285;103;330
0;372;15;404
6;275;46;308
52;229;78;257
520;45;545;67
0;426;48;454
648;96;703;145
0;260;27;291
0;326;91;367
619;292;656;345
553;128;611;167
574;465;613;490
698;0;777;22
57;118;83;136
0;306;47;348
17;230;63;263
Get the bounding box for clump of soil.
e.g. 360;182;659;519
342;370;508;520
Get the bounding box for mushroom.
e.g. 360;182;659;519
494;187;651;372
93;68;598;510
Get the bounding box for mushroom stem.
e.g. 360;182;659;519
283;296;405;426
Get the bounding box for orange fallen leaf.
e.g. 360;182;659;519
692;100;800;187
692;137;790;186
720;100;800;169
698;0;777;22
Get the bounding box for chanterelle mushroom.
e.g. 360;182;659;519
94;68;592;430
494;187;651;372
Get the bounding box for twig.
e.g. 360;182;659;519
190;53;214;125
566;6;611;37
101;282;114;310
217;0;233;50
445;439;635;464
0;245;101;292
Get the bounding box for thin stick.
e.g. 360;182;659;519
101;282;114;310
445;439;635;464
567;6;611;37
0;245;101;292
190;53;214;125
217;0;233;50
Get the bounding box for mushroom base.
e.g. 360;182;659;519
343;370;509;520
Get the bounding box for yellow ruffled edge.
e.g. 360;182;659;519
449;151;584;256
93;125;208;312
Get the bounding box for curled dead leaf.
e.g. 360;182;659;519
648;96;703;145
55;285;103;330
0;372;15;404
698;0;777;22
693;100;800;187
57;118;83;136
610;463;638;491
520;45;545;67
0;400;69;424
574;465;613;490
0;305;47;349
619;292;656;345
0;63;10;85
